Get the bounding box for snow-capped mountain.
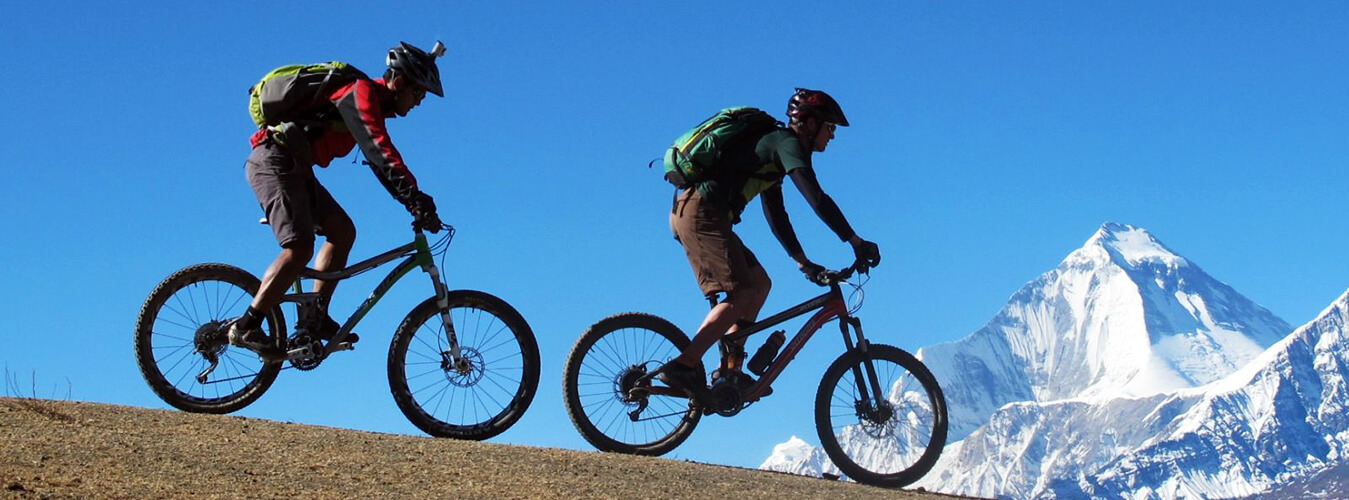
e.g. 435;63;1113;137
759;436;834;477
920;222;1288;441
919;288;1349;499
761;222;1304;498
1242;463;1349;500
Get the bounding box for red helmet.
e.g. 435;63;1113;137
786;88;849;127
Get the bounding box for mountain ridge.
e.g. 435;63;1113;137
762;222;1303;499
918;222;1288;441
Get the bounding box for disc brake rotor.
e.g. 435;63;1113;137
857;400;898;439
442;347;485;387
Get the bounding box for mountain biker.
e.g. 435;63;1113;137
228;41;447;359
659;88;882;397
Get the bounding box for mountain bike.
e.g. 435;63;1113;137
133;223;540;441
561;261;947;488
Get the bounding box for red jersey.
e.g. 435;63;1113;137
250;77;419;206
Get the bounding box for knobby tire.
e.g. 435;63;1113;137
387;290;540;440
133;263;284;414
562;312;700;455
814;343;947;488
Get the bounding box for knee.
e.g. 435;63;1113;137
281;240;315;265
750;271;772;302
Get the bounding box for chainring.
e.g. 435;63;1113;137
708;378;746;417
287;334;324;371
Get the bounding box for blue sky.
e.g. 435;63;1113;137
2;2;1346;469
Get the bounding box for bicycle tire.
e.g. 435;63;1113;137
133;263;284;414
387;290;540;440
814;343;947;488
562;312;700;455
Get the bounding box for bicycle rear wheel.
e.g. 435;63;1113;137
562;312;700;455
387;290;540;440
815;343;947;488
133;263;284;414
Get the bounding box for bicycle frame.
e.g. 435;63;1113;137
724;283;865;402
275;229;461;361
645;272;875;406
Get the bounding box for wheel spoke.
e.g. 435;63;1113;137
135;265;280;414
562;314;698;455
815;345;946;487
389;293;538;440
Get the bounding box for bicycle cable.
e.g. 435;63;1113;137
844;272;869;315
433;224;457;279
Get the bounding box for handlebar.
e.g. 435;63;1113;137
810;259;873;286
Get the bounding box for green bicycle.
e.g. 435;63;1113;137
133;223;540;441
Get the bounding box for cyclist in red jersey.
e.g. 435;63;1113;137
228;42;447;358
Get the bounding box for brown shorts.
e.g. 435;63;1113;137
670;189;765;297
244;141;348;247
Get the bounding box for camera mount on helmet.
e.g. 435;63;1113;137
386;40;446;98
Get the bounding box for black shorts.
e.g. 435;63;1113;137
244;141;348;247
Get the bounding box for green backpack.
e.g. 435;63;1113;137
247;62;368;128
661;107;781;188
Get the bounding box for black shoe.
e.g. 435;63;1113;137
657;361;708;399
316;316;358;345
227;322;285;361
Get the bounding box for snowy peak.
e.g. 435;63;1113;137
765;436;813;465
1081;222;1189;270
916;222;1288;439
759;436;832;477
924;286;1349;500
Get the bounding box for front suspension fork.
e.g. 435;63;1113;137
425;263;468;373
840;316;887;411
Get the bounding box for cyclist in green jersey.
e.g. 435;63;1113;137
661;88;882;396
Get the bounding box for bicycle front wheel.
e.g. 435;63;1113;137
815;343;947;488
562;312;700;456
387;290;540;440
133;263;284;414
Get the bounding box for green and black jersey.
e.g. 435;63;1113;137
696;128;856;258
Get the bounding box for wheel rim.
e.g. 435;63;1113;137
825;357;941;477
399;303;527;429
147;278;270;404
573;325;690;448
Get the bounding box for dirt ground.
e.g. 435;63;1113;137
0;398;977;500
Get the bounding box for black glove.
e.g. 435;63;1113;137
800;261;828;286
409;192;442;233
853;239;881;269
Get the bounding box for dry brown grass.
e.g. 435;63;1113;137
0;398;974;500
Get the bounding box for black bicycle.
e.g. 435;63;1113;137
561;261;947;487
134;223;539;441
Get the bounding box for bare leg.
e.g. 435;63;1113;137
250;241;315;312
673;266;772;370
311;212;356;300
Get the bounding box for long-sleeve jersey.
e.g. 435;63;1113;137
250;77;420;207
699;128;856;259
